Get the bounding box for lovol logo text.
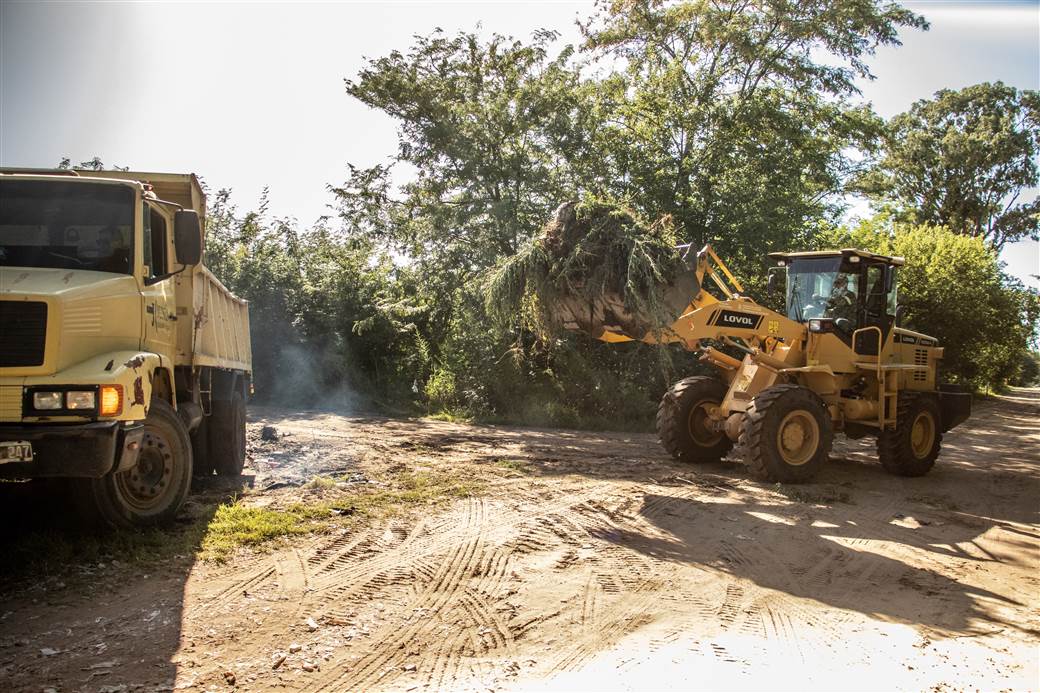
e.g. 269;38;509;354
713;310;764;330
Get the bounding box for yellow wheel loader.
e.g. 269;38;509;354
555;245;971;483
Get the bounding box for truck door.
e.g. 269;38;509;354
140;202;178;359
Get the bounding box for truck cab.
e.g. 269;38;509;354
0;169;251;527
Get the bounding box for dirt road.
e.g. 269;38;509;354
1;390;1038;691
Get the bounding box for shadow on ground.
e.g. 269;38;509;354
0;475;246;692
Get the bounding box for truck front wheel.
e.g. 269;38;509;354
82;398;193;527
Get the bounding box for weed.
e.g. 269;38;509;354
307;476;338;490
773;483;853;506
493;458;529;474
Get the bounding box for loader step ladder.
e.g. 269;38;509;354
851;326;925;430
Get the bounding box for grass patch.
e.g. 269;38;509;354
773;484;853;506
493;458;530;474
424;409;473;424
1;469;484;583
0;515;211;582
307;475;338;490
199;503;318;561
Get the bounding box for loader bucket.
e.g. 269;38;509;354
551;268;700;340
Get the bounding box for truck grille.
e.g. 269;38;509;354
0;386;20;420
0;301;48;367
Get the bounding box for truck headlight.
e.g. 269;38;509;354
32;391;63;410
66;391;97;410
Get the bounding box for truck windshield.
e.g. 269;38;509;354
0;180;134;274
786;257;860;322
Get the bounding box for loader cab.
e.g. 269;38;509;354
768;249;903;354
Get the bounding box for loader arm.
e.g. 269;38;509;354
593;245;801;349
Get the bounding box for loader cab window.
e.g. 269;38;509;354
141;202;167;278
786;257;860;326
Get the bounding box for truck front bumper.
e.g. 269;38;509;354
0;421;144;480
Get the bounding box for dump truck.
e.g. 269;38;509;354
554;243;972;482
0;168;251;526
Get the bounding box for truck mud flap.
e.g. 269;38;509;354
938;384;972;433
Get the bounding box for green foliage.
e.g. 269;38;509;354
577;0;923;280
204;187;431;405
1012;352;1040;387
485;200;687;337
826;219;1040;390
194;2;1031;421
857;82;1040;250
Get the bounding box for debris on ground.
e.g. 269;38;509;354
261;425;279;441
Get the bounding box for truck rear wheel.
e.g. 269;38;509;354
82;398;193;527
210;387;246;476
191;416;214;477
740;384;833;483
877;394;941;477
657;376;733;463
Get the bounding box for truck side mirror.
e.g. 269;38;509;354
174;210;203;266
894;304;905;327
884;265;895;293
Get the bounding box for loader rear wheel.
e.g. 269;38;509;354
740;384;833;483
657;376;732;463
877;394;941;477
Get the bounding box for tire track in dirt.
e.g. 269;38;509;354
313;497;489;691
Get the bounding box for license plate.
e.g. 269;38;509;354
0;441;33;463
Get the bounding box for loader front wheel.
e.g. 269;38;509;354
877;394;941;477
657;376;732;464
740;384;833;483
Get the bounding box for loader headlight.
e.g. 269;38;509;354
32;391;63;410
808;318;834;333
66;391;97;410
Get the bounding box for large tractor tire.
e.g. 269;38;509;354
877;393;941;477
210;386;247;476
78;398;193;527
740;384;833;483
657;376;733;464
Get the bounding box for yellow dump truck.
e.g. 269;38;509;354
0;169;251;527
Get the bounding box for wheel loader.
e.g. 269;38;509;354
554;245;972;482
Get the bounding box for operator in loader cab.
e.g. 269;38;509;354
825;273;857;330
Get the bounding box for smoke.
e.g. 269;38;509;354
256;343;363;413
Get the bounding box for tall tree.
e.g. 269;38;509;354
858;82;1040;251
578;0;926;278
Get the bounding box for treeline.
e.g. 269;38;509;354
203;0;1039;424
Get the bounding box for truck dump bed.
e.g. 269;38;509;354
73;170;252;374
178;267;251;371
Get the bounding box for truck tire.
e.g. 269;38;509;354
657;376;733;463
740;384;833;483
82;398;193;527
877;393;941;477
191;416;214;477
210;386;246;476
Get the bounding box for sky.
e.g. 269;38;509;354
1;0;1037;287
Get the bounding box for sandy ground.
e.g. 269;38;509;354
1;389;1037;692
